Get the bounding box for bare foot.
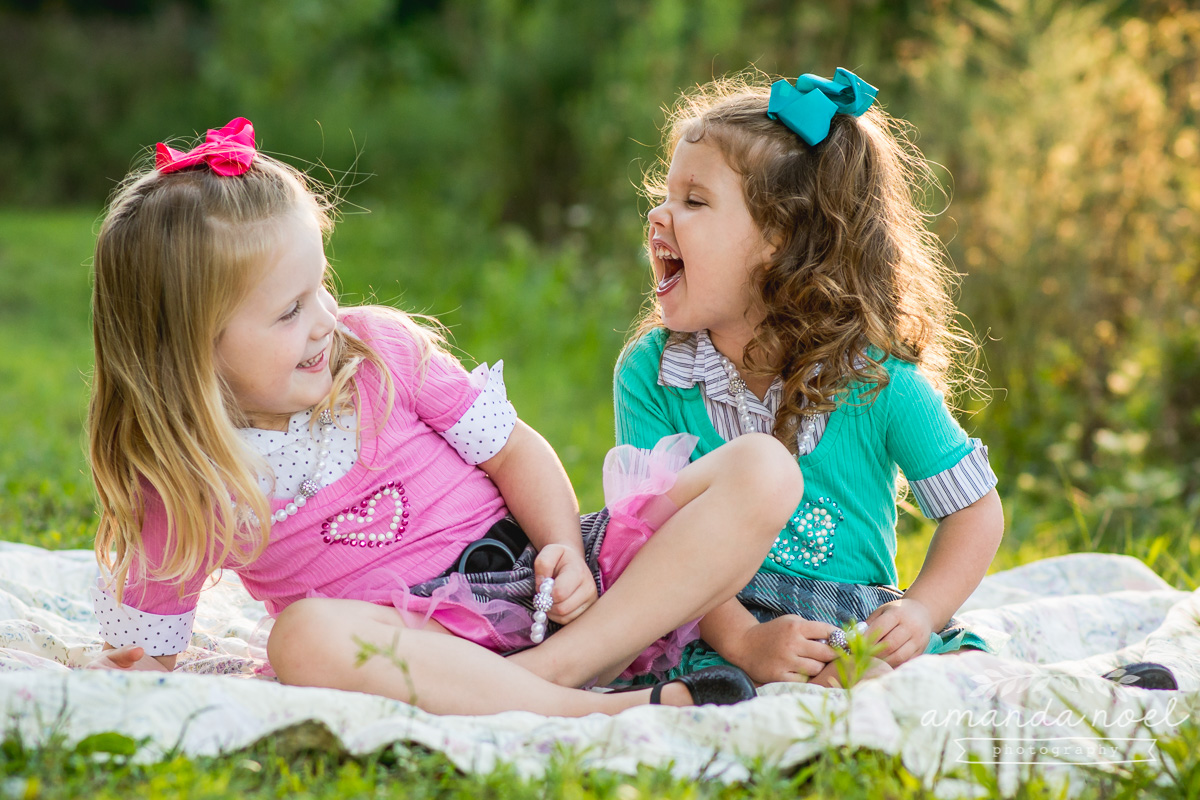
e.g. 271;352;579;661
809;656;893;688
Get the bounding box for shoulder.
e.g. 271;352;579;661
616;328;669;374
340;307;445;365
878;357;941;402
341;307;418;348
837;354;941;422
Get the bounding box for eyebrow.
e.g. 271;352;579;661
669;176;711;194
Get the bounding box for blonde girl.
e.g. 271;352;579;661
87;117;806;713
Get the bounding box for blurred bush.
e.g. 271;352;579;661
903;0;1200;539
0;0;1196;551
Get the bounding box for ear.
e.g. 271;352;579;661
761;229;784;265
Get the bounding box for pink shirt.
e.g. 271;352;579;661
97;310;511;648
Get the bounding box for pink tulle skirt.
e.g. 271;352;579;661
385;433;701;681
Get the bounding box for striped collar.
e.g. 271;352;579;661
659;330;782;416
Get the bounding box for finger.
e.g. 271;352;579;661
865;604;890;624
874;628;906;660
551;600;590;625
886;640;923;668
91;645;143;670
797;640;839;662
769;670;808;684
793;657;830;678
791;619;841;643
551;582;596;623
110;645;145;668
533;547;566;585
867;614;900;648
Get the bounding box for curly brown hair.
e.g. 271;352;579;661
632;73;978;451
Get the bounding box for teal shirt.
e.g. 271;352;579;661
614;328;978;587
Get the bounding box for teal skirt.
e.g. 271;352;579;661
668;570;996;680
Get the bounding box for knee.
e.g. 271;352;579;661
268;597;336;686
723;433;805;526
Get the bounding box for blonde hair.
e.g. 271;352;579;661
90;146;441;601
634;73;976;450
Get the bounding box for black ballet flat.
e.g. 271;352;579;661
1102;662;1178;691
649;665;757;706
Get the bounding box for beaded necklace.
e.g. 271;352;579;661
269;408;336;525
715;353;818;453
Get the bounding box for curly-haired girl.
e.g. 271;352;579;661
615;69;1005;687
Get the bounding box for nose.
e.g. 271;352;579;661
313;287;338;339
647;201;668;229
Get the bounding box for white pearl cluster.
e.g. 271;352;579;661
717;353;817;450
772;498;843;569
272;409;335;525
530;577;554;644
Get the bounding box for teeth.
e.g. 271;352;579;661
654;246;677;260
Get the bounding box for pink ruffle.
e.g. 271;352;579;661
309;434;703;680
390;573;536;653
597;433;701;679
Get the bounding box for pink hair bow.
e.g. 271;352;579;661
155;117;256;176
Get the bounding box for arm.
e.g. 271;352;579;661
88;498;202;672
478;420;594;623
867;488;1004;667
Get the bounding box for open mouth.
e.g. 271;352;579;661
654;244;684;296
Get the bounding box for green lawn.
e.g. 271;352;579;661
2;209;1198;798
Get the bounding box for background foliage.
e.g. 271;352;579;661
0;0;1197;573
1;1;1199;795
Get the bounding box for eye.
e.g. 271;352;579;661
685;197;706;208
281;301;302;321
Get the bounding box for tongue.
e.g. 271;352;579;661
656;270;683;294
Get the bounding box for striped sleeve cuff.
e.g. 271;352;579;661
90;581;195;656
908;439;998;520
440;361;518;465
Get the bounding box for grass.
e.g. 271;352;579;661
1;208;1197;798
8;723;1200;799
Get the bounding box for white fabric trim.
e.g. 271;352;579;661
441;361;518;465
90;581;195;656
235;408;359;499
660;330;828;455
908;440;998;520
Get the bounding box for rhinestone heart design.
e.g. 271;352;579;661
321;480;410;547
769;498;843;570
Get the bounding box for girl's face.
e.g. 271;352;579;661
215;210;338;431
647;137;775;359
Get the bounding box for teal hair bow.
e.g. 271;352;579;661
767;68;878;146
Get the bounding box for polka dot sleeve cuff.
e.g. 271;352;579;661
441;360;518;465
90;580;196;656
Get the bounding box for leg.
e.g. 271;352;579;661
510;433;803;687
268;597;694;715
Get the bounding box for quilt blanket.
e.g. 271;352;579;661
1;542;1197;795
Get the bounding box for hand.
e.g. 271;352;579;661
726;615;840;684
86;644;170;672
533;544;598;624
864;598;934;668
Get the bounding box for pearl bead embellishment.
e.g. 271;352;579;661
716;353;818;452
321;481;410;547
272;409;335;526
771;498;844;569
530;577;554;644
